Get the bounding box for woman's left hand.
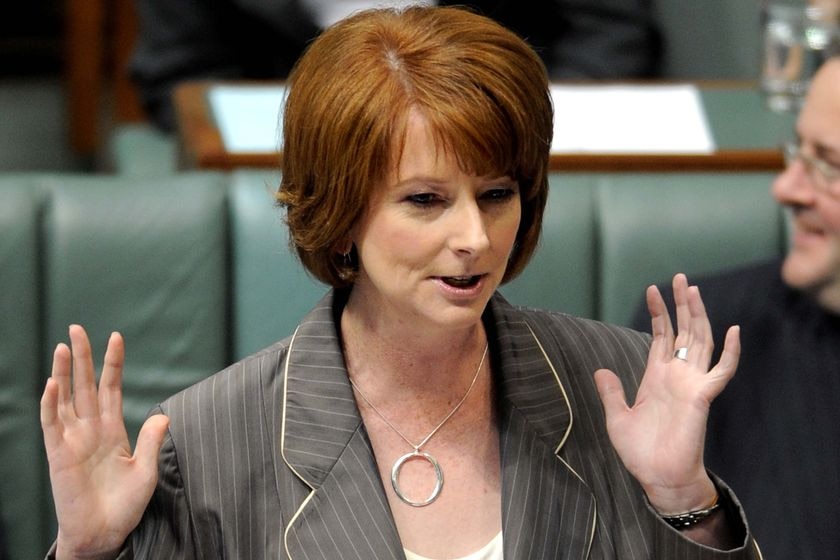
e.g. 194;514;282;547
593;273;741;514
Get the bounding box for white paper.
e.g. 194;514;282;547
209;85;287;153
209;83;716;155
550;84;716;154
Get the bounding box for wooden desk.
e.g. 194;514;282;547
173;80;795;172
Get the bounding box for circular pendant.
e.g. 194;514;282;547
390;449;443;507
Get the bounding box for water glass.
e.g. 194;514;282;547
761;2;840;112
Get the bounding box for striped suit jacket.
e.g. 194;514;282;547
124;291;760;559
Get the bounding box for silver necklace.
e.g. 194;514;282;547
349;343;489;507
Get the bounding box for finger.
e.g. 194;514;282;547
40;377;59;439
39;377;67;458
594;369;629;420
706;326;741;398
134;414;170;481
49;342;74;422
68;324;99;419
645;284;673;363
672;274;692;350
98;332;125;421
42;343;72;448
686;286;713;366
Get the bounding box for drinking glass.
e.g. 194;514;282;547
761;1;840;112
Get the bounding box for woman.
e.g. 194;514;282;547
41;6;759;559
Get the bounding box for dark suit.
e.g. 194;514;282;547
117;291;757;558
130;0;662;131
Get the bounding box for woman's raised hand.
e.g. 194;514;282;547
40;325;169;559
593;274;740;516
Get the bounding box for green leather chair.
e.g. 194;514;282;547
595;172;785;327
0;175;47;560
228;169;329;359
41;173;232;442
501;173;599;318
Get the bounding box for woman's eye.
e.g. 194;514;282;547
481;187;517;201
406;193;440;206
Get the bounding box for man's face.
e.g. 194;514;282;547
772;58;840;313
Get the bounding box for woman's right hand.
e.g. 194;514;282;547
40;325;169;560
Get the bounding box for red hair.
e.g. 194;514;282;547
277;6;552;287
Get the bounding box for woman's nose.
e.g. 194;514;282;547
449;202;490;255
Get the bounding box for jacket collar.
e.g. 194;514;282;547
486;295;596;558
279;291;595;559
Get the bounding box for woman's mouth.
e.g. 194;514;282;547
440;275;482;288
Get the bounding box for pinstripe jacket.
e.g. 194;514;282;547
123;291;760;559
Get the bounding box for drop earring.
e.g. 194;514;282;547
337;243;356;282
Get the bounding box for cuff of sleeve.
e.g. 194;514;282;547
44;540;133;560
647;471;761;558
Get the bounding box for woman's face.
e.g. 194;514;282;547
348;110;521;333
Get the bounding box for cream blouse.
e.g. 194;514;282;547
404;531;503;560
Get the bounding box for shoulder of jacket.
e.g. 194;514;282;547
158;336;293;412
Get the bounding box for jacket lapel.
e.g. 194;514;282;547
278;292;404;560
488;295;597;559
277;292;597;559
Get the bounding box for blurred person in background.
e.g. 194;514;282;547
130;0;661;132
631;56;840;559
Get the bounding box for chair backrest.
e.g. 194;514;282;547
501;173;599;317
228;170;330;359
41;173;231;440
0;176;47;560
596;172;785;326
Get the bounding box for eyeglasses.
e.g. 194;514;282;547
781;141;840;198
